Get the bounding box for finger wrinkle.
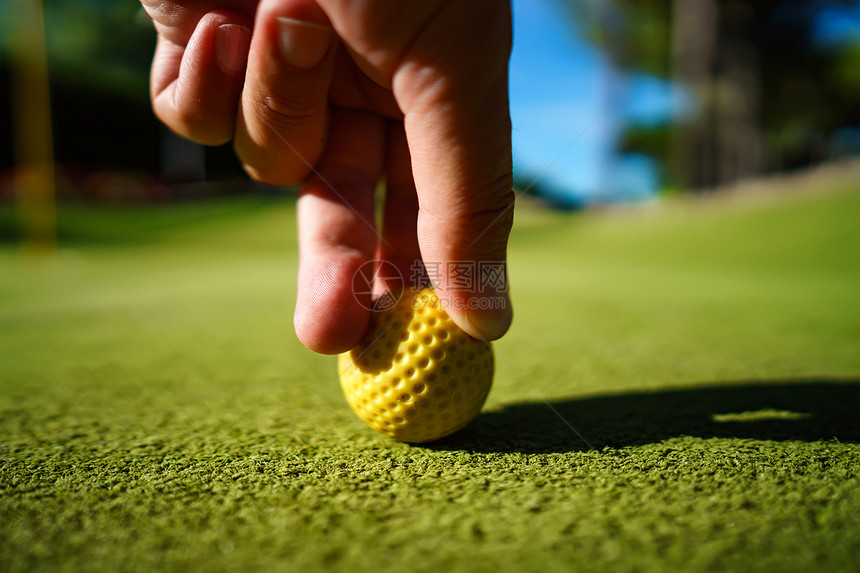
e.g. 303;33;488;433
418;179;515;221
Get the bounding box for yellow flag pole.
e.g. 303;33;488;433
11;0;57;256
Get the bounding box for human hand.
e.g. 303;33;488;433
141;0;515;354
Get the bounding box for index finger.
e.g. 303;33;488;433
392;0;515;340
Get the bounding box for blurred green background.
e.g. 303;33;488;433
1;1;859;572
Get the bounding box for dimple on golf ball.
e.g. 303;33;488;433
338;287;494;443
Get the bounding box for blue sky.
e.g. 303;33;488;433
508;0;668;201
509;0;860;202
815;2;860;46
509;0;609;199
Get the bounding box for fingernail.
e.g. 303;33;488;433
276;17;333;69
216;24;251;75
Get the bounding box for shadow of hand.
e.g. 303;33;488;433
428;378;860;453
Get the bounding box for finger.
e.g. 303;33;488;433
379;122;421;289
235;0;336;185
141;0;257;44
395;1;515;340
328;48;402;120
294;108;385;354
150;10;251;145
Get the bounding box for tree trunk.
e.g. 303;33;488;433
715;41;763;184
11;0;56;254
670;0;719;190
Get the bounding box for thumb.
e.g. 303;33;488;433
395;1;514;340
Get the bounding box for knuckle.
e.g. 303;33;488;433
419;202;514;261
236;90;328;185
451;173;516;219
476;174;516;214
467;203;515;256
252;89;326;134
140;1;186;29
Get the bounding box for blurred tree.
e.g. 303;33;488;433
567;0;860;190
1;1;248;189
1;0;159;177
8;0;56;254
0;0;156;103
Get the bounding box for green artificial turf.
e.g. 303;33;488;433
2;186;859;572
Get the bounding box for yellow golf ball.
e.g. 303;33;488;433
338;287;494;443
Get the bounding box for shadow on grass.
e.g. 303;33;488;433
428;378;860;453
